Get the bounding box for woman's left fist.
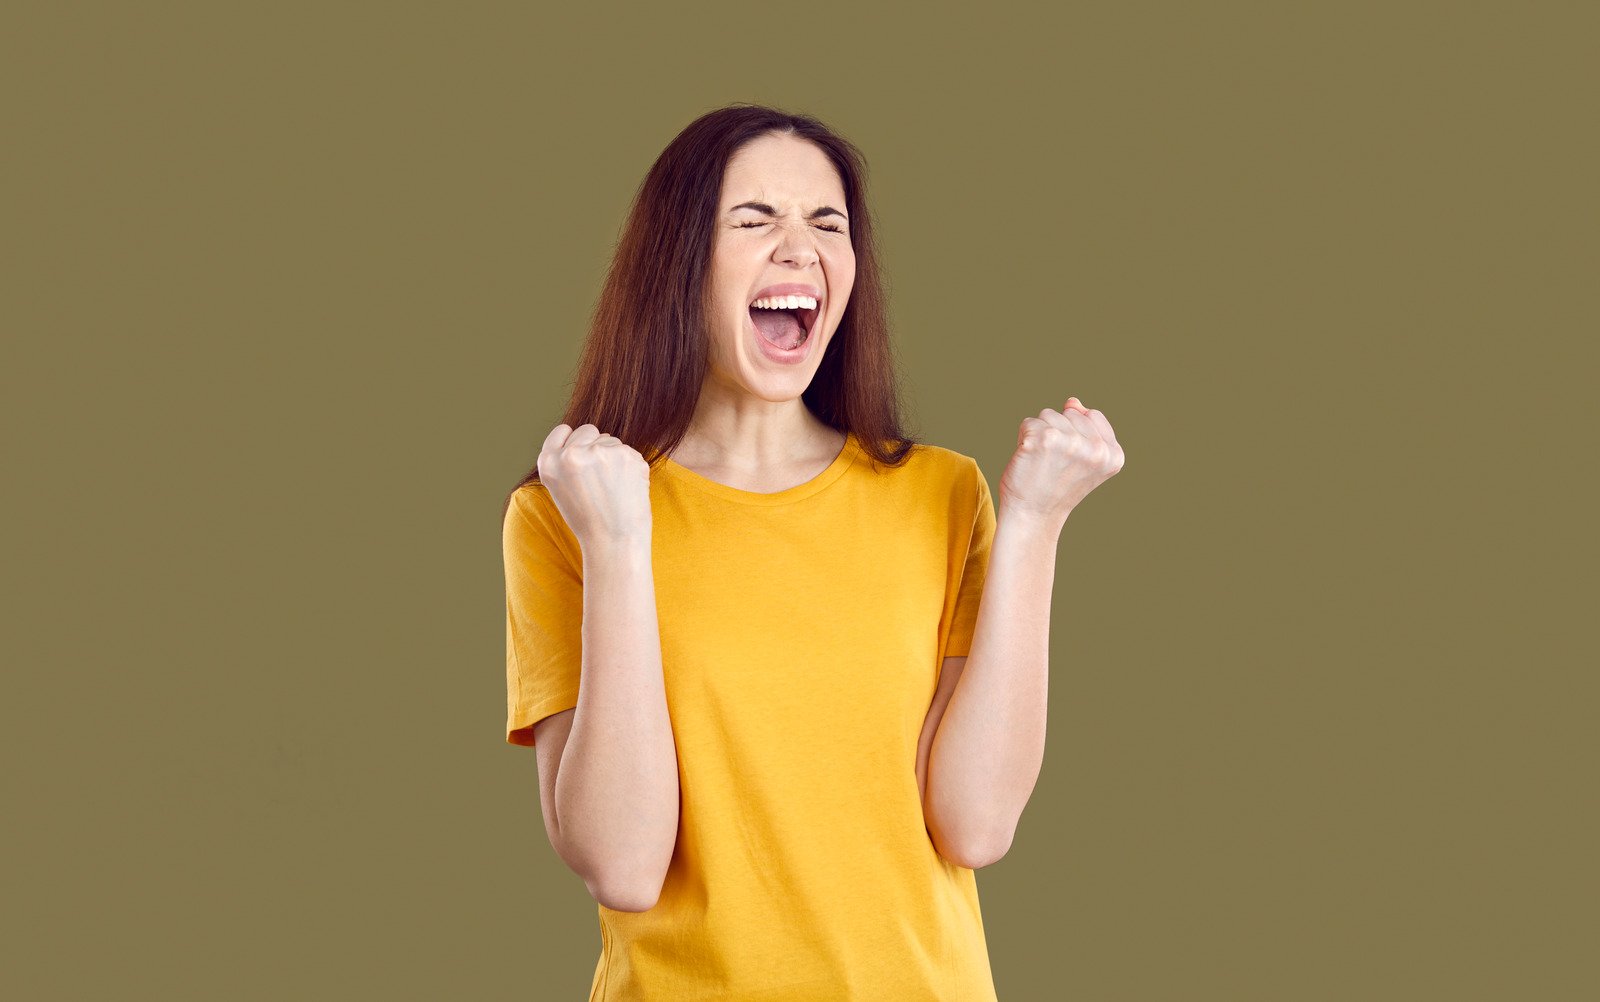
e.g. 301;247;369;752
997;395;1125;529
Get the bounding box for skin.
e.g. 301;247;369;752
670;131;859;488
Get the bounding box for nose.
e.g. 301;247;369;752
772;220;819;268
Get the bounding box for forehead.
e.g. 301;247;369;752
720;134;846;208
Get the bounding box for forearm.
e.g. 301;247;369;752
556;535;679;907
926;505;1060;865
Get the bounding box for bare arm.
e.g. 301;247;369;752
923;506;1059;868
544;534;679;912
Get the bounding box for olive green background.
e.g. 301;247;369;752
5;2;1593;999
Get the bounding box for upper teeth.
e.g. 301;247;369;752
751;295;818;310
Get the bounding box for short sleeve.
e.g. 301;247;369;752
944;458;997;658
503;484;585;747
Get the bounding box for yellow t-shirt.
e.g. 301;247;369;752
503;430;999;1001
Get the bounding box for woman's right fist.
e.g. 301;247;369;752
536;423;653;548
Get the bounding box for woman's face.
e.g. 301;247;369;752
704;132;856;401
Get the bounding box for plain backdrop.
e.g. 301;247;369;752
4;2;1594;999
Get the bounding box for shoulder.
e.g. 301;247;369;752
893;442;992;531
508;480;551;513
891;440;984;495
503;482;582;568
877;438;976;474
509;480;576;527
505;482;553;534
856;440;986;525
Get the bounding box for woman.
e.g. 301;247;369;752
502;103;1124;1001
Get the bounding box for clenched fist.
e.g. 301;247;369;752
997;396;1125;531
536;423;654;548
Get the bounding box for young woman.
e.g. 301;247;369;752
502;103;1124;1001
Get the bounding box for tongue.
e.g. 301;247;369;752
751;307;806;350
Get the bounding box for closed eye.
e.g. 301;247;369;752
737;221;844;233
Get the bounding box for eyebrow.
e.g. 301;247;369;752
727;200;848;222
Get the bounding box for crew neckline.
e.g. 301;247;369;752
655;431;862;506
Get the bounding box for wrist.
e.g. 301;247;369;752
580;531;654;566
996;500;1067;539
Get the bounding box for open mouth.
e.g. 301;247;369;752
748;297;820;351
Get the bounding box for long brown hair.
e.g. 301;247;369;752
506;103;921;515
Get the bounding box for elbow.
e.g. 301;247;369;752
585;857;670;913
966;830;1015;869
559;807;678;912
927;814;1015;870
590;877;662;913
943;831;1013;870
